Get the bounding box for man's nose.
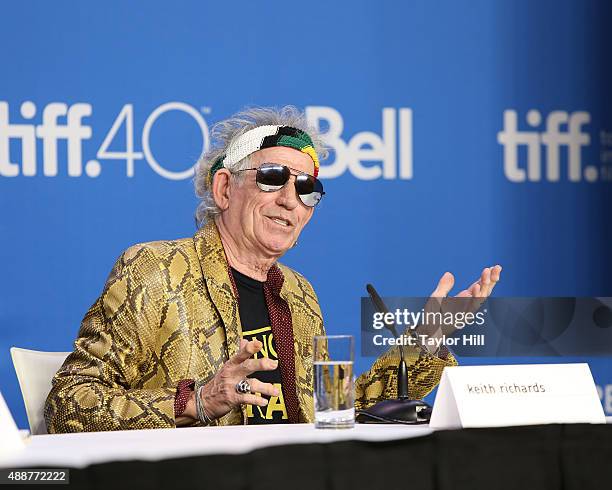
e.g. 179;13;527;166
275;176;299;209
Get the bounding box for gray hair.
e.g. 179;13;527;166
193;106;328;227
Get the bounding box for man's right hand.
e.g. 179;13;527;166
181;339;279;422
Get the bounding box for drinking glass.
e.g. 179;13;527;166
313;335;355;429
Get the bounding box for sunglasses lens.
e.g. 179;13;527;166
295;175;324;207
256;164;290;191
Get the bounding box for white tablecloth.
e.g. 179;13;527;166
0;424;433;469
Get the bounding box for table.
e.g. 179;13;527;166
1;424;432;468
1;423;612;490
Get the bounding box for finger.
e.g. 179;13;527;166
228;339;263;365
425;273;453;319
431;272;455;298
480;265;497;296
485;265;502;297
475;268;491;297
480;265;503;299
238;357;279;376
481;267;491;288
248;378;280;397
239;394;269;407
491;264;502;283
464;282;483;313
457;279;480;297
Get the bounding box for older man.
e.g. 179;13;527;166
44;106;501;432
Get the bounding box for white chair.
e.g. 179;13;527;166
10;347;70;435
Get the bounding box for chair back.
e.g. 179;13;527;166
10;347;70;435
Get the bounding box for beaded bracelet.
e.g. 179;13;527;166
195;384;214;425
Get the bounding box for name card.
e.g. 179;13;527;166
429;363;605;429
0;391;25;456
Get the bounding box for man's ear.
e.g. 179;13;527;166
211;169;232;211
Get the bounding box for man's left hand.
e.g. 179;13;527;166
420;265;503;339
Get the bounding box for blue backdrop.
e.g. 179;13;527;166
1;0;611;429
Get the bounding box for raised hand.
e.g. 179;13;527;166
182;339;280;422
420;265;503;339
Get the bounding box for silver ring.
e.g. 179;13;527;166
235;379;251;394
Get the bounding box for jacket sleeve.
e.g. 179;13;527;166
44;245;177;433
355;341;457;411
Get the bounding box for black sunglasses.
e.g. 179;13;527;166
234;163;325;208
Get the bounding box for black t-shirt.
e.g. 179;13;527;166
231;268;289;424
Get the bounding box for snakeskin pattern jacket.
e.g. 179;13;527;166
45;221;456;433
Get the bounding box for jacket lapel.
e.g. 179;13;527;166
279;271;315;423
192;222;243;360
192;222;245;425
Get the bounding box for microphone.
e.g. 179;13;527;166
355;284;432;424
366;284;409;399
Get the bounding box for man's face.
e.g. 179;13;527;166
223;146;316;257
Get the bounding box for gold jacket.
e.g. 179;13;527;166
45;222;456;433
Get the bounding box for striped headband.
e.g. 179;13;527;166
208;125;320;185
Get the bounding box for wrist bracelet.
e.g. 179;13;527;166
195;384;214;425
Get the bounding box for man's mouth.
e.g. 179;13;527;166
267;216;292;227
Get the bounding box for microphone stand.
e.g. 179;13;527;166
355;284;432;424
366;284;409;400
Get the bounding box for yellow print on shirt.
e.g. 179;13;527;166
245;382;288;420
243;326;278;360
242;326;287;421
